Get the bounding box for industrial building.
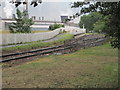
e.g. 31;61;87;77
0;18;63;31
61;14;68;23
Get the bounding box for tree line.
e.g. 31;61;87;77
72;2;120;49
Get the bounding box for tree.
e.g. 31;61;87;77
72;2;120;49
9;9;34;33
93;20;106;33
79;12;103;32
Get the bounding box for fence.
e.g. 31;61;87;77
0;28;60;45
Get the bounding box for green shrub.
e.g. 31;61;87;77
49;24;64;31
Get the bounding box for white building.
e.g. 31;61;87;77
0;18;63;31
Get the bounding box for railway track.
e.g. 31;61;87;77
0;44;73;63
0;34;107;63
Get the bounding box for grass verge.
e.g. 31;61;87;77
2;33;74;53
2;43;118;88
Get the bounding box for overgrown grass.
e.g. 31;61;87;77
2;33;74;52
2;43;118;88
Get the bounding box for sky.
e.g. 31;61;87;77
0;0;84;22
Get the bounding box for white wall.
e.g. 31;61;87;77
61;26;86;35
0;26;86;45
1;29;60;45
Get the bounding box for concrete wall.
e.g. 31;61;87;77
1;29;60;45
0;20;2;30
0;26;86;45
61;26;86;35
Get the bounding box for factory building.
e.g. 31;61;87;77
0;18;63;31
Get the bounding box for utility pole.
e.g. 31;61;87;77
25;0;28;16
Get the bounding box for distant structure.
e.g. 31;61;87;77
42;17;44;20
12;14;16;19
32;16;36;20
38;17;44;20
1;18;63;31
61;14;68;23
39;17;41;20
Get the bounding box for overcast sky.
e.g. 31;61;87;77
0;0;84;22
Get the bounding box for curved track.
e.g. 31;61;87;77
1;34;108;63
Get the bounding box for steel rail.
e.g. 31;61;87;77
0;45;63;58
1;45;72;63
1;35;107;63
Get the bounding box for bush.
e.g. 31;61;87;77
49;24;64;31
